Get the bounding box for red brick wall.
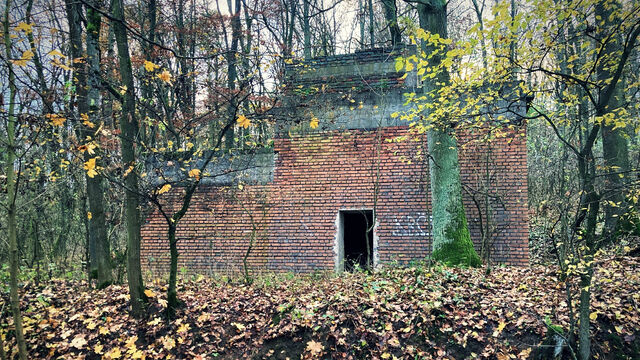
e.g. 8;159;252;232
141;125;528;274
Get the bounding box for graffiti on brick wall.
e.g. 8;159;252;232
391;212;430;237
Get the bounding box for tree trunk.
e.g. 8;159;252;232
111;0;147;317
303;0;311;59
415;0;480;267
167;224;179;317
85;0;113;288
224;0;242;149
359;0;365;49
381;0;402;47
141;0;157;146
65;0;113;289
578;269;593;360
367;0;374;48
596;0;629;245
470;0;488;69
3;0;28;357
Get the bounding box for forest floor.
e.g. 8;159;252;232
1;254;639;359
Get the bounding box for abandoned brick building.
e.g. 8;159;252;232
141;48;529;274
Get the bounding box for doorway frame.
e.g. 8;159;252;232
334;208;378;273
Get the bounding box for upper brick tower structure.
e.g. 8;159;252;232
141;48;529;275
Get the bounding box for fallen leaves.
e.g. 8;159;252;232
306;340;324;355
104;346;122;359
70;335;87;349
177;323;190;334
1;256;638;359
493;321;507;337
161;336;175;351
232;322;246;331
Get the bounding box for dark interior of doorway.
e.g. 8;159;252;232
343;210;374;271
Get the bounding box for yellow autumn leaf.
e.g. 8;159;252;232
158;184;171;195
87;212;92;220
405;61;414;72
123;165;134;178
105;346;122;359
125;335;138;349
81;113;95;128
177;323;190;333
86;143;97;155
51;58;72;71
144;60;159;72
157;70;172;83
395;57;404;72
589;312;598;321
10;52;32;67
162;336;175;351
144;289;155;298
47;49;65;58
497;322;506;331
310;117;319;129
188;168;201;180
306;340;324;354
237;114;251;129
46;113;66;127
15;22;34;33
70;335;87;349
84;158;98;178
94;343;104;354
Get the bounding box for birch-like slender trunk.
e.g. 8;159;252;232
3;0;27;356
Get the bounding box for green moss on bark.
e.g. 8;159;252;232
431;205;481;267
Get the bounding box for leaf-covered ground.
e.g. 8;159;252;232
1;256;639;359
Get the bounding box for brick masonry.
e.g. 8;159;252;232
141;48;529;275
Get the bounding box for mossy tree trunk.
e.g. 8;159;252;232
597;0;630;246
414;0;481;267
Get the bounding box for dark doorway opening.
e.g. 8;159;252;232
341;210;374;271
